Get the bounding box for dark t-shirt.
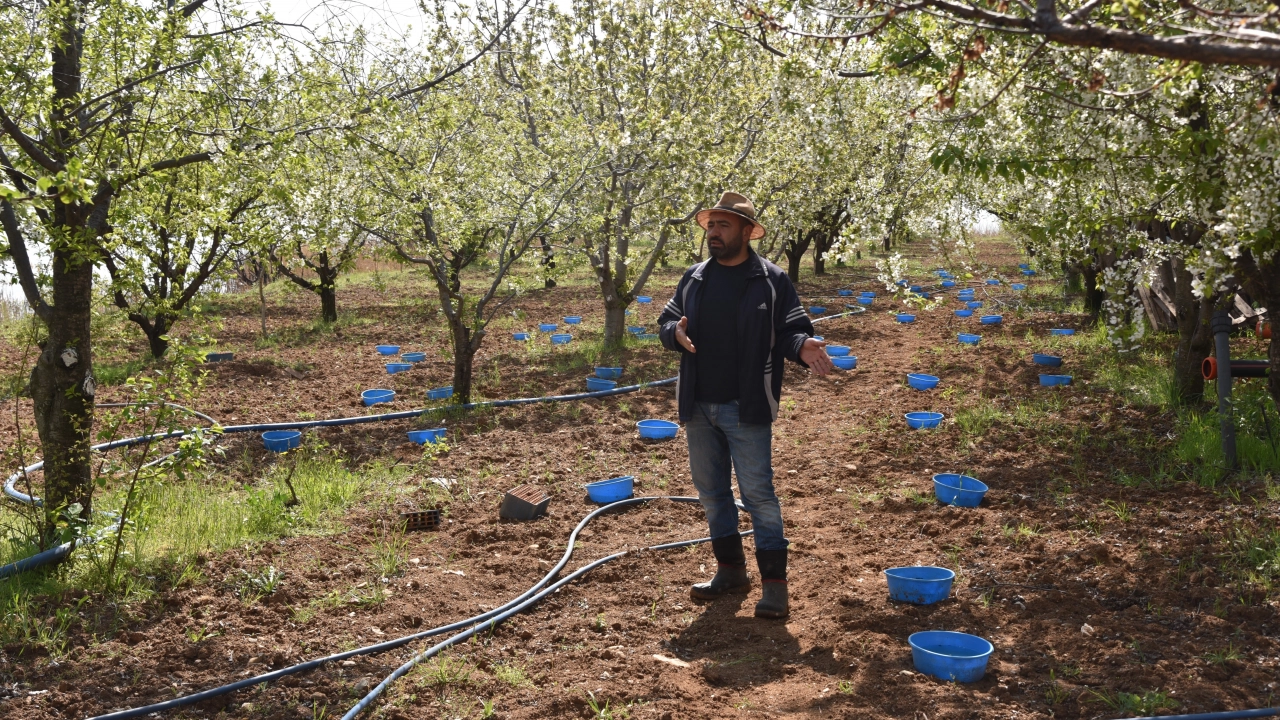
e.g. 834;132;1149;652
694;259;751;403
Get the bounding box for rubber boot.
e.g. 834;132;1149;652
754;548;790;619
690;535;750;600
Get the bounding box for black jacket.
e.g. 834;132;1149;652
658;250;814;424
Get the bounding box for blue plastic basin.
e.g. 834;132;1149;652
262;430;301;452
586;476;634;503
860;291;876;298
907;373;939;391
595;366;623;379
832;356;857;370
980;315;1003;325
636;296;652;304
550;333;572;345
954;309;974;318
985;279;1000;286
1022;269;1036;276
563;316;582;325
637;419;678;440
512;333;530;341
1050;328;1075;336
909;285;922;292
897;314;916;324
966;301;983;309
909;631;993;683
375;345;400;355
401;352;427;362
933;473;989;507
1011;283;1027;290
941;280;956;288
857;297;873;306
636;333;658;340
825;345;850;357
586;376;617;392
205;351;235;363
427;386;454;400
627;326;645;334
362;389;395;406
1033;353;1062;367
1019;263;1030;270
386;363;411;374
407;428;447;445
810;306;826;314
838;289;853;297
885;566;956;604
1040;374;1073;387
905;412;943;429
958;333;980;345
539;323;558;332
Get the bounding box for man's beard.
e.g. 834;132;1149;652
708;234;744;260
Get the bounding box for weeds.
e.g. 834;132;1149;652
1103;499;1133;522
1044;670;1069;705
1204;643;1243;665
1086;689;1178;715
237;565;283;601
492;662;530;688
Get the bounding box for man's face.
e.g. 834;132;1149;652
705;212;750;260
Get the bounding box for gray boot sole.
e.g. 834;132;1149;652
689;581;751;600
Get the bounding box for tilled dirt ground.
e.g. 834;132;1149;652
2;251;1279;720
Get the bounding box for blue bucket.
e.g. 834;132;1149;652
933;473;988;507
810;306;826;314
980;315;1003;325
539;323;558;332
375;345;400;355
904;412;943;429
825;345;850;357
550;333;572;345
512;333;530;341
595;366;623;379
1018;263;1030;270
860;291;876;298
1040;374;1073;387
1050;328;1075;336
966;301;983;309
401;352;427;362
636;296;652;304
838;289;853;297
362;389;395;406
941;280;956;288
586;476;634;503
857;297;874;306
1033;353;1062;367
586;376;617;392
907;373;939;391
563;316;582;325
407;428;447;445
627;326;645;335
636;333;658;340
985;279;1000;286
885;566;956;605
958;333;980;345
832;356;857;370
909;631;993;683
262;430;301;452
427;386;454;400
1011;283;1027;290
909;285;922;293
897;314;916;324
1022;269;1036;276
954;309;973;318
205;351;235;363
386;363;411;374
637;419;678;440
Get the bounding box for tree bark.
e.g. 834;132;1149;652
451;323;475;405
320;284;338;324
137;315;171;359
1171;257;1215;406
783;230;812;284
1082;264;1105;316
604;303;626;344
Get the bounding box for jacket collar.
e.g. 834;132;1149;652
691;248;768;281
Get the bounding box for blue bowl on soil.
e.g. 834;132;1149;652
1050;328;1075;336
586;476;634;503
376;345;400;355
386;363;412;374
941;280;956;288
904;412;943;429
1040;374;1073;387
262;430;301;452
636;333;658;340
838;289;853;297
966;301;983;309
907;373;939;391
563;316;582;325
909;285;922;293
980;315;1003;325
401;352;427;362
909;631;993;683
205;351;235;363
1011;283;1027;290
636;296;652;304
595;366;623;379
627;326;645;335
915;291;932;300
897;314;916;324
1019;263;1030;270
896;280;908;287
858;297;874;306
957;295;975;303
637;419;678;440
550;333;572;345
512;333;530;342
860;291;876;298
586;376;617;392
986;279;1000;286
1022;269;1036;276
954;309;974;318
933;474;989;507
539;323;558;332
885;566;956;605
407;428;447;445
826;345;850;357
958;333;980;345
810;306;826;314
362;389;395;406
1033;353;1062;367
427;386;454;400
832;356;857;370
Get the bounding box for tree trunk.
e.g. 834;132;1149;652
451;324;475;405
813;248;826;276
319;284;337;323
29;248;95;521
1171;257;1215;406
604;303;626;346
1082;265;1105;316
784;231;810;284
140;315;170;359
258;264;268;337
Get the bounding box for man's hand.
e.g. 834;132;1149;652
800;337;835;376
675;316;696;353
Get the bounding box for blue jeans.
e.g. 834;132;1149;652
685;401;788;551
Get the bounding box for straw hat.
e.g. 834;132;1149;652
695;191;765;240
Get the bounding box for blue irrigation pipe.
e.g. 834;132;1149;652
1120;710;1279;720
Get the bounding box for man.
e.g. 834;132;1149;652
658;191;834;619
